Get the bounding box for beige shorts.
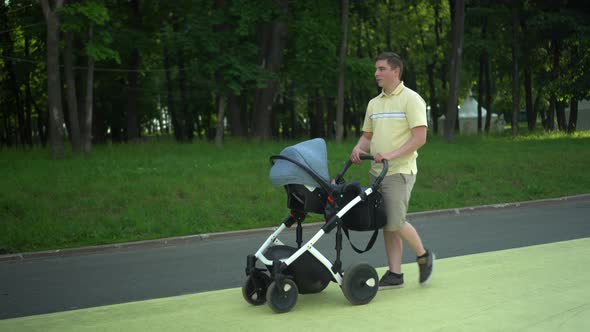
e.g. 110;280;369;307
370;173;416;231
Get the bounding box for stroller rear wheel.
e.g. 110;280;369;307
341;262;378;305
266;279;298;313
242;273;271;306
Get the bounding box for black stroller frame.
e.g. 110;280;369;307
243;151;389;313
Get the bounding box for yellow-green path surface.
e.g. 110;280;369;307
3;238;589;332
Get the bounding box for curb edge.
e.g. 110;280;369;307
2;193;589;263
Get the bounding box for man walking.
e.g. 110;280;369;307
350;52;434;289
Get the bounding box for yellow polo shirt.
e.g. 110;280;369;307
362;82;428;176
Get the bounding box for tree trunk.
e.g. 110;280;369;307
63;31;82;154
428;0;442;135
289;86;297;138
24;35;33;146
547;96;555;131
568;99;578;133
308;94;325;138
177;49;193;141
523;63;534;131
215;95;227;147
427;64;439;134
484;53;492;132
0;2;24;147
477;15;488;134
228;93;247;137
510;0;520;137
534;86;544;128
478;53;484;133
252;0;288;140
34;99;48;146
163;45;183;141
547;39;560;131
402;56;418;91
556;101;566;131
1;111;8;147
84;25;95;156
126;48;141;140
126;0;141;141
41;0;65;159
75;37;86;132
385;0;393;51
24;75;34;146
455;108;460;132
336;0;349;144
444;0;465;143
324;95;333;139
520;11;535;132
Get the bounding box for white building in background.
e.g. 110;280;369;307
430;92;504;135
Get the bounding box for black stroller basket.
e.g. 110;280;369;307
242;139;388;313
331;157;389;234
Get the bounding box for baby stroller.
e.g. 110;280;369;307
242;138;389;313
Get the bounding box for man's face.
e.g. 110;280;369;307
374;59;399;89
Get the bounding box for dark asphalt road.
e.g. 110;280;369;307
1;196;589;320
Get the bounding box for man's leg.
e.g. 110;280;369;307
383;230;403;273
398;222;426;257
376;173;412;289
379;173;420;260
400;221;435;286
383;223;426;273
378;173;434;286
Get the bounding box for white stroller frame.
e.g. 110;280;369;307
253;185;378;285
243;151;389;313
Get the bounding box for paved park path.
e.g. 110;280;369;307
1;194;589;326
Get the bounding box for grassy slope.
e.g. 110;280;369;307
1;132;589;253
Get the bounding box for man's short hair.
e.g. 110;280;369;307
375;52;404;79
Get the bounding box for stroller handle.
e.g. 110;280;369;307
334;155;389;188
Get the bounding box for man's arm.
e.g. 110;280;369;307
374;126;427;162
351;131;373;163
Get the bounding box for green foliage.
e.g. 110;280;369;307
345;56;374;90
229;0;275;36
86;32;120;63
1;0;590;149
60;0;120;63
61;1;110;30
286;0;340;92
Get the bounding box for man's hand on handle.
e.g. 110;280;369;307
350;145;368;164
373;152;389;163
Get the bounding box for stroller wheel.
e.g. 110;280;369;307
341;262;378;305
266;279;298;313
242;273;271;306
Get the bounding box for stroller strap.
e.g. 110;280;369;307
341;226;380;254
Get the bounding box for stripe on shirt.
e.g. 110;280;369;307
370;112;406;119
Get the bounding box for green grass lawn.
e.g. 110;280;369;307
1;132;589;254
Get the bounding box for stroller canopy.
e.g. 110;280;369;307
270;138;330;188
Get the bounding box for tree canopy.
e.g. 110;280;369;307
1;0;589;157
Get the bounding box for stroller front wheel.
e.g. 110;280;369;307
266;279;298;313
242;273;271;306
341;262;379;305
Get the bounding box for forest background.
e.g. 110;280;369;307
1;0;589;157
